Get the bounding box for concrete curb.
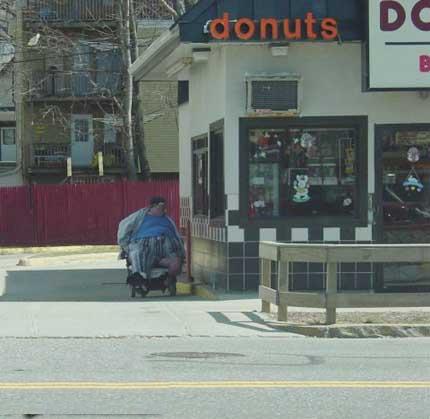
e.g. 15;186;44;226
177;282;193;296
1;245;118;256
266;321;430;338
192;284;219;300
17;252;118;267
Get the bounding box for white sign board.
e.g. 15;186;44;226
368;0;430;89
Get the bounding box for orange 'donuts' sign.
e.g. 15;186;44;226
209;12;338;41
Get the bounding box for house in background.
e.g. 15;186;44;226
15;0;180;185
20;0;127;184
137;7;179;179
0;8;19;186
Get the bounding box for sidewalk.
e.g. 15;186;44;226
1;247;430;338
196;286;430;337
0;245;118;256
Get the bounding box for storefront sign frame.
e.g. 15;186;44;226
365;0;430;91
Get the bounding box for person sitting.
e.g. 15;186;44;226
117;196;184;289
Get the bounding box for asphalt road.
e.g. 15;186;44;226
0;337;429;419
1;253;430;418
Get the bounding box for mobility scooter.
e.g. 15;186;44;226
124;254;177;298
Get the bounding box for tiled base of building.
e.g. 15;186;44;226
191;238;375;292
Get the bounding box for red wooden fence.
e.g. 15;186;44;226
0;180;179;246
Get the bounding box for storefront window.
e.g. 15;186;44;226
381;127;430;233
248;126;358;219
210;127;225;219
192;137;209;216
379;126;430;291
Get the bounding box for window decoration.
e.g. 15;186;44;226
248;125;358;218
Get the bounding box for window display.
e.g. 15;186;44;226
379;126;430;290
381;128;430;229
248;126;358;218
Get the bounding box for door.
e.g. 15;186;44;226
71;115;94;167
0;127;16;162
376;124;430;292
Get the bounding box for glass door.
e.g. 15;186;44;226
376;125;430;291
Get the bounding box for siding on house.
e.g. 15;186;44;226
137;23;179;174
139;81;178;173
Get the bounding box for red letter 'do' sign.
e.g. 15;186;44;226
380;0;406;31
412;0;430;31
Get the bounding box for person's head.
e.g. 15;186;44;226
149;196;167;216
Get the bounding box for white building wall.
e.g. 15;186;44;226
178;102;191;197
178;46;226;201
221;42;430;237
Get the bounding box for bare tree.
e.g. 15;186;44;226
6;0;193;181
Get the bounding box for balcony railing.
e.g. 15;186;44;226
134;0;177;20
29;143;126;171
97;144;126;169
29;143;70;170
29;71;121;99
24;0;115;22
25;0;177;22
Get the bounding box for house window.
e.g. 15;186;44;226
74;118;90;142
243;117;367;222
192;136;209;216
178;81;189;106
0;127;16;162
1;127;15;145
210;125;224;219
104;114;120;144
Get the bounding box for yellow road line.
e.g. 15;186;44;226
0;381;429;390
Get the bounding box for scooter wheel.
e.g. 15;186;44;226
138;286;149;298
168;281;177;297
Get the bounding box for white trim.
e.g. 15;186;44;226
291;228;309;242
228;226;244;242
129;26;180;80
323;227;341;242
355;225;373;242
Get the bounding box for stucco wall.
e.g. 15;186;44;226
179;46;226;196
224;42;430;199
178;101;191;197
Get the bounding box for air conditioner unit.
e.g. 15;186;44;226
246;74;302;116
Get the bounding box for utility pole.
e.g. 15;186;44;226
14;0;25;183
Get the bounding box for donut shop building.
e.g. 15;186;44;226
131;0;430;292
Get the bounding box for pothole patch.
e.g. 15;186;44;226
150;352;245;359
